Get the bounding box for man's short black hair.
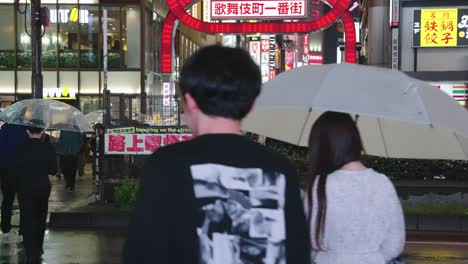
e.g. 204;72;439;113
180;45;261;120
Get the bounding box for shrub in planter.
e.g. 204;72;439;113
264;137;309;181
17;51;32;68
108;52;121;68
263;136;468;181
114;177;139;211
80;52;98;68
0;51;14;68
43;51;57;68
59;52;79;68
403;203;468;215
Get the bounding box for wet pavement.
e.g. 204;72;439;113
2;166;468;263
0;228;125;264
1;228;468;263
404;241;468;264
1;165;96;228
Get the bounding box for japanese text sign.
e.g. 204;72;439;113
105;126;192;155
413;8;468;47
211;0;307;20
105;133;193;155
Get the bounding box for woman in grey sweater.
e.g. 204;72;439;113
305;111;405;264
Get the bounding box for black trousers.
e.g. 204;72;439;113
60;155;78;189
18;191;50;259
1;173;16;233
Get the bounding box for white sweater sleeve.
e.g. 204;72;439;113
379;181;406;261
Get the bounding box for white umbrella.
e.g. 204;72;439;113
243;64;468;160
0;99;93;133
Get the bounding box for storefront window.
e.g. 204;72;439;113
59;71;78;99
58;3;79;68
122;5;140;68
43;71;58;97
0;6;15;69
80;95;100;114
17;4;31;68
80;5;99;68
104;6;121;68
0;72;15;94
80;71;99;94
17;71;32;93
43;5;58;68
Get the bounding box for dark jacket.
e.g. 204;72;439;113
0;124;28;170
12;138;57;194
56;131;82;156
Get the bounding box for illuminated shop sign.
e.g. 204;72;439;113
43;87;77;100
50;8;90;24
211;0;307;20
413;8;468;47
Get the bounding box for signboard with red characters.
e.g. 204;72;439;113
211;0;307;20
105;126;193;155
413;8;468;47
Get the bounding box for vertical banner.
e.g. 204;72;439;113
413;10;421;47
391;28;399;69
249;41;261;65
203;0;211;22
269;36;276;79
303;34;309;65
285;50;294;71
162;82;171;107
390;0;400;27
260;36;270;83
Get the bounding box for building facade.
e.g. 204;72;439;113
0;0;213;124
399;0;468;105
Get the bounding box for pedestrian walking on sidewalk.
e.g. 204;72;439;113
77;134;90;178
124;46;310;264
0;122;28;234
305;111;405;264
57;130;82;191
11;121;57;263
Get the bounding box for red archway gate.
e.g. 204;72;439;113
161;0;357;73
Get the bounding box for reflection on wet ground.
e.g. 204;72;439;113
1;228;126;264
2;228;468;264
405;241;468;264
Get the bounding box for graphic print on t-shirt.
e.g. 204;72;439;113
191;164;286;264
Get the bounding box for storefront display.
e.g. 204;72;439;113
0;0;143;114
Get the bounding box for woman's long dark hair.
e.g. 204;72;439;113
306;111;364;249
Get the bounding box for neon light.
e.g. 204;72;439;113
210;0;308;20
165;0;351;33
160;0;356;73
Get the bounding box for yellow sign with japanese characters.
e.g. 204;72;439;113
419;9;458;47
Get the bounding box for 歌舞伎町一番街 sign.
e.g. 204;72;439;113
210;0;307;20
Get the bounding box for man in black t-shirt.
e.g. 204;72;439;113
123;46;310;264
